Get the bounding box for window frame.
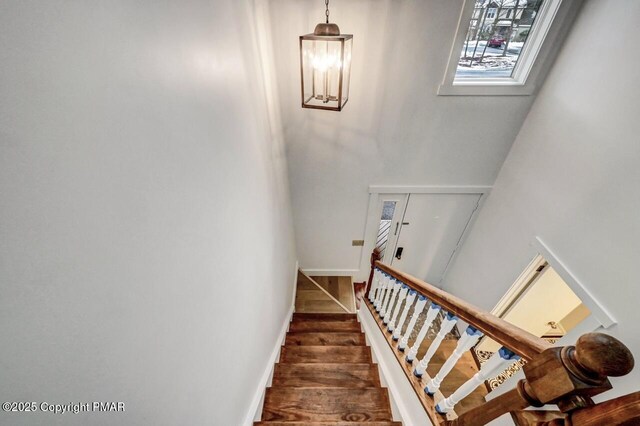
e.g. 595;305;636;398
438;0;581;96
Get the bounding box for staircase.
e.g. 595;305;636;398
256;313;401;425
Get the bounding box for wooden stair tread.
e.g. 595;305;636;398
273;363;380;388
262;387;393;422
258;311;396;424
255;422;402;425
292;313;357;322
285;332;366;346
280;346;372;363
289;320;361;333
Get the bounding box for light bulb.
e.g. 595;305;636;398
312;56;327;71
312;54;342;71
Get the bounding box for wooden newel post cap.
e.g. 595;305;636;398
366;248;383;299
371;247;382;265
573;333;634;377
524;333;634;408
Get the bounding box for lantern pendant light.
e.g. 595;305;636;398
299;0;352;111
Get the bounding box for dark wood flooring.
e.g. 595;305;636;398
311;275;356;312
295;272;348;313
258;313;401;426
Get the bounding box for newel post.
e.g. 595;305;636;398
366;248;382;299
523;332;634;410
449;333;635;426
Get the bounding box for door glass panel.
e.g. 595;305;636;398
376;201;397;258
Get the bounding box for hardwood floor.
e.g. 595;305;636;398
285;332;366;346
289;320;362;333
311;275;356;312
280;346;372;363
295;272;348;313
257;313;401;426
272;364;380;388
255;423;403;426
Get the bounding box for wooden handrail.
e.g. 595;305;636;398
511;391;640;425
568;391;640;425
366;250;636;425
374;260;552;361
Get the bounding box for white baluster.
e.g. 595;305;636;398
368;269;381;303
387;285;409;332
436;347;520;414
414;312;458;378
377;273;391;312
398;295;427;350
405;302;441;362
378;277;396;318
383;280;402;325
367;269;376;302
391;289;417;340
424;326;483;395
376;273;390;312
374;273;388;312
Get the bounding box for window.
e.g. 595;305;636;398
439;0;578;96
375;201;397;258
457;1;544;80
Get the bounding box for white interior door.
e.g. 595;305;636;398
389;193;481;285
373;194;409;265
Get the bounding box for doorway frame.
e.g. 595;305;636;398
531;237;616;328
484;236;617;399
357;185;492;282
489;236;616;330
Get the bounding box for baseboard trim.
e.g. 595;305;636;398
301;268;360;277
242;304;293;426
359;304;434;426
241;264;297;426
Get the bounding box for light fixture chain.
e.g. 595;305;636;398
325;0;330;23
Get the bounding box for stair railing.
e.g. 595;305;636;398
364;248;636;426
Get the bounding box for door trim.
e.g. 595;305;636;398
490;254;548;319
487;237;616;330
532;237;616;328
437;193;484;284
357;185;492;282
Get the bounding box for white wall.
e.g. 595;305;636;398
0;1;297;425
444;0;640;398
269;0;538;274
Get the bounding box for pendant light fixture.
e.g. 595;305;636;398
299;0;352;111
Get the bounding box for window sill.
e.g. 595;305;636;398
438;82;535;96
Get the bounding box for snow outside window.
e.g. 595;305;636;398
438;0;575;96
456;0;544;80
